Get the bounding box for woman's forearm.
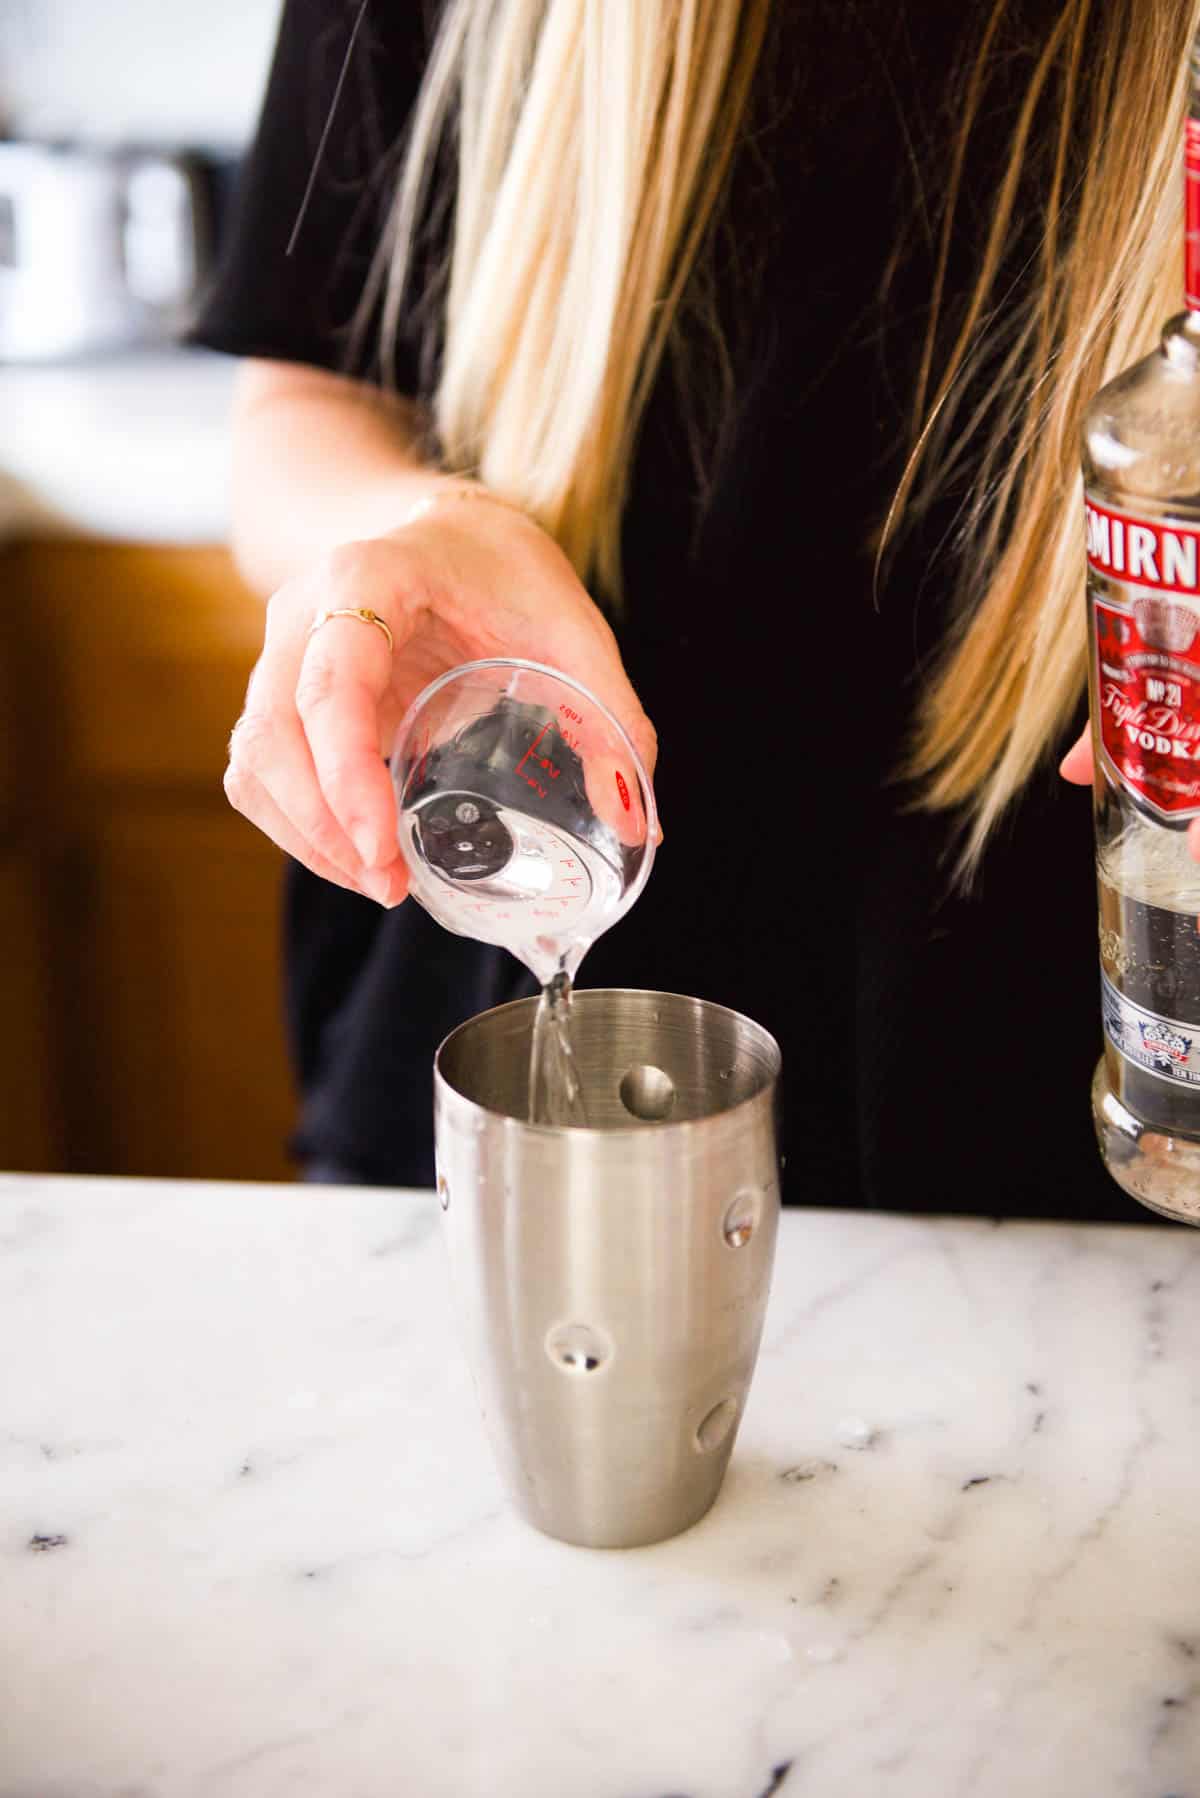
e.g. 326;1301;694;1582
229;359;449;595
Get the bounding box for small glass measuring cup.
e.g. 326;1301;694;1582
389;659;658;988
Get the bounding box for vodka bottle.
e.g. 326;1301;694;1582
1085;39;1200;1221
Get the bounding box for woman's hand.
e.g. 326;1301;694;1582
223;485;657;906
1059;723;1200;870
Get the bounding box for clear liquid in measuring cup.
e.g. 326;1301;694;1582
403;793;624;986
398;685;651;1129
402;794;624;1126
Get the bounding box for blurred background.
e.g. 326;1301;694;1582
0;0;301;1181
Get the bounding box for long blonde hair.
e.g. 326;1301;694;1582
372;0;769;597
891;0;1200;874
371;0;1200;870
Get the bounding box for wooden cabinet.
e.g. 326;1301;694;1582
1;540;296;1181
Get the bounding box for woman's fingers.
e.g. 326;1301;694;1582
292;546;420;871
227;703;387;893
243;542;415;877
224;545;410;891
1058;725;1094;785
229;551;412;901
296;625;402;871
224;757;408;906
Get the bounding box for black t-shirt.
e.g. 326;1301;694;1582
192;0;1145;1222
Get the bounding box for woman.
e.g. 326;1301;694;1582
194;0;1195;1216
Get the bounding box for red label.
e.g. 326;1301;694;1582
1187;118;1200;311
1093;605;1200;817
615;771;630;811
1088;494;1200;818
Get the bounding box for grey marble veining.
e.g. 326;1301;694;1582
2;1173;1199;1796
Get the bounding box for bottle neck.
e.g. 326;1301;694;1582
1186;111;1200;313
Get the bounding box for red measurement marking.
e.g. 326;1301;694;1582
615;770;630;811
559;703;583;724
516;720;553;776
558;728;580;751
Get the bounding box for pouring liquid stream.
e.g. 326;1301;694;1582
402;793;609;1125
528;970;589;1127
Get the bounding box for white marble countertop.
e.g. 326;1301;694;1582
0;348;236;545
3;1172;1200;1797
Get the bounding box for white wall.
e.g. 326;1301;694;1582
0;0;285;150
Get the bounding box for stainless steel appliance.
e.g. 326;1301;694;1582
0;140;213;361
434;988;782;1549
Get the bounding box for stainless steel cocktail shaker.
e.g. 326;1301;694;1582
434;988;781;1548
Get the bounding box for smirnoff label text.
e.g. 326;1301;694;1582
1085;500;1200;591
1086;494;1200;820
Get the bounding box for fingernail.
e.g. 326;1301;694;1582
352;825;378;868
362;870;395;907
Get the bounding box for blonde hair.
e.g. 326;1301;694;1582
372;0;1200;869
889;0;1200;875
372;0;769;597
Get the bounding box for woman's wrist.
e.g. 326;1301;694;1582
394;474;528;532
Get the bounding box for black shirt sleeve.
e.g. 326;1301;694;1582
186;0;432;386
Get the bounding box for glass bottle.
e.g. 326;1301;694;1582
1084;36;1200;1221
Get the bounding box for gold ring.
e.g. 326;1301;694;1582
308;607;395;653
